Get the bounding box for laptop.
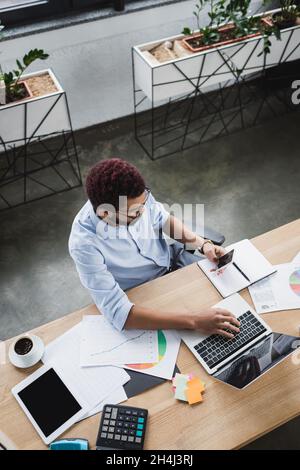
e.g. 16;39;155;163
181;294;300;388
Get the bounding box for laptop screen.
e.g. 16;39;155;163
213;332;300;389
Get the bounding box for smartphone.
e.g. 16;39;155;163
216;249;234;271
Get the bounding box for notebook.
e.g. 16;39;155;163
198;239;276;297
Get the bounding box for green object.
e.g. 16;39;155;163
136;431;143;437
181;0;281;55
49;438;89;450
138;417;144;423
3;49;49;102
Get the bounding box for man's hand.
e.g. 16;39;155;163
190;307;240;339
203;243;225;263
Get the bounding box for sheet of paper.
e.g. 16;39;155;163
80;315;158;366
42;323;130;410
124;330;181;380
77;387;128;422
249;263;300;314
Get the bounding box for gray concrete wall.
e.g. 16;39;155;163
1;0;264;131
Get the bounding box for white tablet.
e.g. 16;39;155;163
12;364;89;445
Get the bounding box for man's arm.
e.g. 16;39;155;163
125;304;240;339
164;215;226;262
70;244;239;338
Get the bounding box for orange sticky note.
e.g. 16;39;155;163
188;377;205;394
186;387;203;405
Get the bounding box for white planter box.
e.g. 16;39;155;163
0;68;70;144
133;8;300;103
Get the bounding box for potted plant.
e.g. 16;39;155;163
132;3;300;103
263;1;300;29
0;49;71;145
181;0;278;56
2;49;48;104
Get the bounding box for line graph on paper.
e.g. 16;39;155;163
80;315;159;367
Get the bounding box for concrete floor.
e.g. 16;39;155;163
0;106;299;448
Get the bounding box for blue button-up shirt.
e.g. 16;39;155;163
69;193;170;331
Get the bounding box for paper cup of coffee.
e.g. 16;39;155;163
9;335;44;368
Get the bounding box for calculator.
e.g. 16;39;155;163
96;404;148;450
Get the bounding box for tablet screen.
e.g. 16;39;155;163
17;367;82;437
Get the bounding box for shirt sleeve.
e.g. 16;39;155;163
69;244;134;331
148;193;169;230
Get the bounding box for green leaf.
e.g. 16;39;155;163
16;59;23;71
182;27;192;35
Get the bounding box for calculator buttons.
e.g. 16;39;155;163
97;405;148;450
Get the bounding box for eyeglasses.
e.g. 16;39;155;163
118;187;151;219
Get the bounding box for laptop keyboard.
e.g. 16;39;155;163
194;310;267;369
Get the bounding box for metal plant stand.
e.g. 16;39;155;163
0;91;82;211
132;29;300;160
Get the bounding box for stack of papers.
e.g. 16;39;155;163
42;316;181;422
80;316;181;380
249;251;300;314
172;373;205;405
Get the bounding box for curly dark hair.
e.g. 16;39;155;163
86;158;146;211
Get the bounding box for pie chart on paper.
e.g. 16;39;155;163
126;330;167;370
289;269;300;297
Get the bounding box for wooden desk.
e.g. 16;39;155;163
1;220;300;450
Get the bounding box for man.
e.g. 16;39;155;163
69;158;239;337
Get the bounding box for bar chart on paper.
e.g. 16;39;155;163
80;316;159;367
